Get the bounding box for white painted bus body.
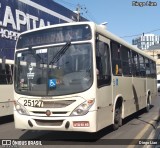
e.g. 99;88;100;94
14;22;157;132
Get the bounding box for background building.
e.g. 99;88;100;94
0;0;86;60
132;34;160;50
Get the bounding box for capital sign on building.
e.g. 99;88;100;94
0;0;76;59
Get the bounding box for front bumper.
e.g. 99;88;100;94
14;110;97;132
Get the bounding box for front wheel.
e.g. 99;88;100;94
113;107;122;130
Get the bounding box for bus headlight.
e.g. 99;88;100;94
71;99;95;116
14;101;29;115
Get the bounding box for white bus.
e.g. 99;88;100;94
14;22;157;132
0;59;14;117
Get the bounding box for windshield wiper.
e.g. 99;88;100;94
29;46;41;61
49;42;71;64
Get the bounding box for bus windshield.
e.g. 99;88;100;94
15;43;93;96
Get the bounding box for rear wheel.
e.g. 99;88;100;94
146;95;151;112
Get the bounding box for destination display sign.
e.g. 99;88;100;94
17;25;91;49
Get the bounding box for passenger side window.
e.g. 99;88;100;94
120;46;132;76
139;54;146;77
150;61;156;78
145;58;151;77
111;41;122;76
145;59;156;78
96;40;111;87
132;51;140;76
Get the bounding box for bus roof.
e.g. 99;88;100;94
18;21;155;62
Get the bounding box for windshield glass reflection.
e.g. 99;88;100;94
15;43;93;96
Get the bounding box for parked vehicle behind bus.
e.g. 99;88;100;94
0;59;14;117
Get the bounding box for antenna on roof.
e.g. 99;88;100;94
100;22;108;25
99;22;108;30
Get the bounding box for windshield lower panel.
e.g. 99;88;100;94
15;43;93;96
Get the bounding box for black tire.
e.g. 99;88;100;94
146;96;151;112
113;107;122;130
119;107;122;127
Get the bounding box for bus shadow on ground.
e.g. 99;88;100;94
19;106;155;143
123;105;154;125
0;115;14;125
19;126;113;142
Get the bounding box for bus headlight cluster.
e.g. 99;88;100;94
14;101;29;115
71;99;95;116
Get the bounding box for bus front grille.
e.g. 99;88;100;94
34;119;64;126
42;100;75;108
32;111;68;115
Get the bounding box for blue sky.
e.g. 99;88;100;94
54;0;160;43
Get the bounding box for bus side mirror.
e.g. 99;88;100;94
2;56;6;70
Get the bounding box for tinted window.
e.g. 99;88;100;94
150;60;156;78
0;64;13;84
145;58;151;77
111;41;122;76
132;51;140;76
96;40;111;87
120;46;132;76
139;54;146;77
